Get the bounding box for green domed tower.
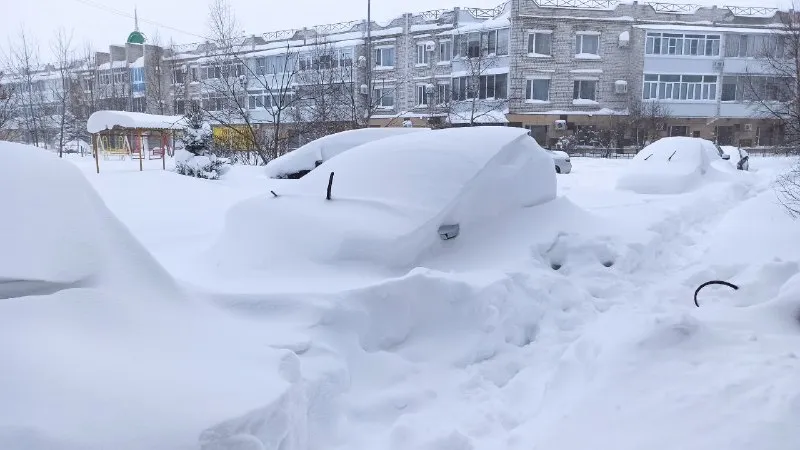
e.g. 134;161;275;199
126;8;146;44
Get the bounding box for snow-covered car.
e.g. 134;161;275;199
617;136;735;194
720;145;750;171
546;149;572;174
265;127;431;179
215;127;557;269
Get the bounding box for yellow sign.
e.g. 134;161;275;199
212;125;256;151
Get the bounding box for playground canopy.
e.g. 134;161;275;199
87;111;187;134
87;111;187;173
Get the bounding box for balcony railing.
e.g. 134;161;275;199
724;5;779;17
313;20;362;35
530;0;617;9
262;29;298;42
418;8;452;21
465;3;507;18
645;2;701;14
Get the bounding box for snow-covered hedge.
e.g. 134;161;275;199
175;150;230;180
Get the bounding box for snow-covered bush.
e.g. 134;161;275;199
175;105;230;180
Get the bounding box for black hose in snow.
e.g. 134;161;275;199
694;280;739;307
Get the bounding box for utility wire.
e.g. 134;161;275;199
69;0;208;40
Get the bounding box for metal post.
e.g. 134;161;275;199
365;0;372;126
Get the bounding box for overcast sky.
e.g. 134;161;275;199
1;0;790;61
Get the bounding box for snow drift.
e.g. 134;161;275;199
0;141;288;450
265;127;431;179
0;140;178;298
617;137;735;194
213;127;557;270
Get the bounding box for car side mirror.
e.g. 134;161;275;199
721;154;730;160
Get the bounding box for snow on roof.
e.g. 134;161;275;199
98;60;129;71
410;23;454;33
87;111;187;133
214;127;556;269
265;127;431;179
638;24;781;33
131;57;145;68
441;12;510;35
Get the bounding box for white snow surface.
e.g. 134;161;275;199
264;127;431;179
3;139;800;450
617;136;738;194
218;127;556;270
87;110;187;133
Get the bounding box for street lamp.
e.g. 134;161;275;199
365;0;372;124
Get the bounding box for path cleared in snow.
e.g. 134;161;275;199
32;154;800;450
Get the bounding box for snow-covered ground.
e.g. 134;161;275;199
3;147;800;450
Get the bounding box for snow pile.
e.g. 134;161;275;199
0;141;177;297
0;141;290;450
617;137;734;194
86;110;186;133
213;127;556;270
265;127;430;179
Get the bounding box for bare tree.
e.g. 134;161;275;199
628;97;672;147
199;0;305;164
291;40;357;143
741;8;800;147
0;70;19;140
51;28;75;157
448;32;509;126
146;31;171;115
8;28;48;146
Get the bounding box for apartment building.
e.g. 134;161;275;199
6;0;788;149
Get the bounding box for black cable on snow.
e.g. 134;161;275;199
694;280;739;307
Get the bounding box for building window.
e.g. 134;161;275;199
725;34;778;58
416;85;430;106
486;28;510;56
646;32;720;56
373;87;395;108
527;32;552;56
467;32;481;58
575;34;600;55
172;69;185;84
451;74;508;101
437;83;450;104
416;43;431;65
721;76;738;101
642;74;717;101
375;47;395;68
670;125;689;136
255;57;267;75
526;78;550;101
573;79;598;101
174;99;185;115
439;41;452;62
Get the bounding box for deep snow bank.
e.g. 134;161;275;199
213;127;556;270
0;142;289;450
0;141;177;298
617;137;737;194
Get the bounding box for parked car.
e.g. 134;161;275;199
265;127;431;179
617;136;736;194
546;149;572;174
720;145;750;171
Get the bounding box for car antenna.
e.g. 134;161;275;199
644;154;653;160
668;150;677;161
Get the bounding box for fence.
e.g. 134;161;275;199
566;146;800;159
